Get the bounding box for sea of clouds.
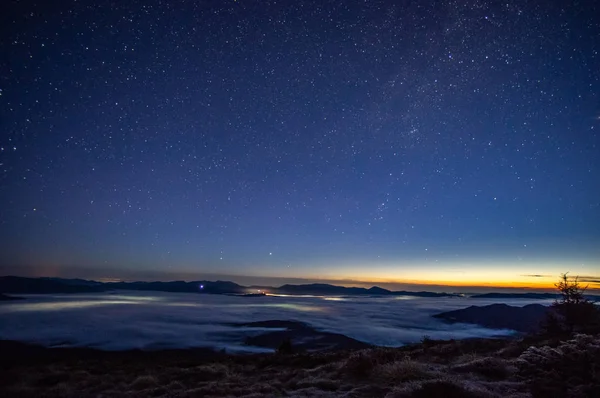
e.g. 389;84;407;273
0;292;553;352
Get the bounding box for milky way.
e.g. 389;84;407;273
1;0;599;284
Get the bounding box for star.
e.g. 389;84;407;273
0;0;596;287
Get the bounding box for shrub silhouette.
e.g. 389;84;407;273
421;335;434;348
540;310;564;336
276;338;294;355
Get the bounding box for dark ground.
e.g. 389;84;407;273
1;332;598;398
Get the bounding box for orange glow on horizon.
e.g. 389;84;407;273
329;277;560;289
298;272;600;291
8;261;600;292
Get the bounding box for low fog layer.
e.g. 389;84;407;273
0;292;552;351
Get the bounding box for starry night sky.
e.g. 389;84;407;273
1;0;599;288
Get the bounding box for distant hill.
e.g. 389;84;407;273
433;303;551;333
470;293;558;299
470;292;600;301
0;276;457;297
0;276;105;294
233;320;371;351
104;280;246;295
0;293;24;301
41;277;104;287
275;283;458;297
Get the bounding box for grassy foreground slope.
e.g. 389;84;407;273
1;333;599;398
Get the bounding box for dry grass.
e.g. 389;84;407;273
452;357;515;380
129;375;159;390
375;358;437;383
1;334;598;397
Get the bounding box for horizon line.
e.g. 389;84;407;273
3;272;600;294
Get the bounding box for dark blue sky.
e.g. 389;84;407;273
1;0;599;287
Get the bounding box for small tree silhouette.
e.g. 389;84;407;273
549;273;600;334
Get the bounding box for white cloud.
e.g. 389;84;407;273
0;292;552;351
